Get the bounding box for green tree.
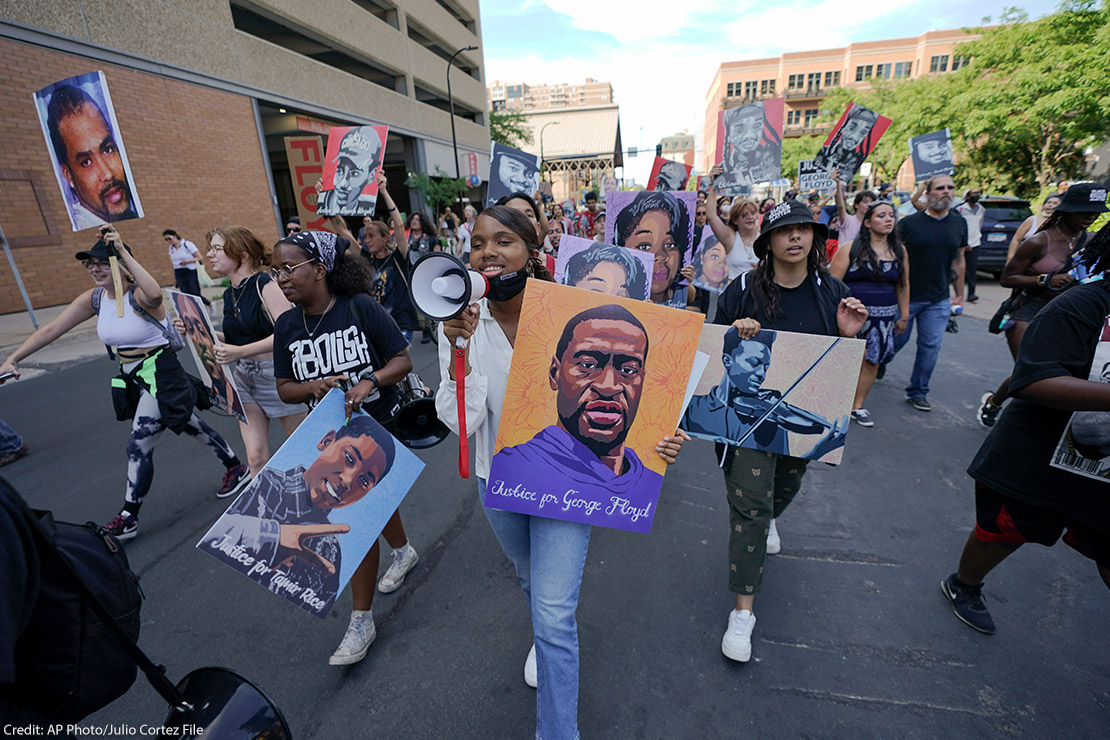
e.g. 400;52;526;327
822;1;1110;197
780;135;825;188
489;110;533;148
404;167;468;219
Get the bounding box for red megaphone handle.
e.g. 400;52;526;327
455;347;469;478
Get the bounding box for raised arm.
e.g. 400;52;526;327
106;228;164;314
376;172;408;260
909;182;927;212
832;169;849;226
705;164;736;251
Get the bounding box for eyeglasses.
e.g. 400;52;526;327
163;237;173;242
269;258;315;280
84;260;111;271
207;244;224;254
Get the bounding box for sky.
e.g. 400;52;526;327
478;0;1060;186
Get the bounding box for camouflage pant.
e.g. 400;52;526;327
724;447;808;595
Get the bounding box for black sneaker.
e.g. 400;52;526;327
907;396;932;412
941;574;996;634
217;463;251;498
977;392;1002;428
876;363;887;380
104;512;138;541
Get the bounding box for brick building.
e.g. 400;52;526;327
0;0;488;313
703;28;983;171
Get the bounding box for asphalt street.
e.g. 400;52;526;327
2;312;1108;739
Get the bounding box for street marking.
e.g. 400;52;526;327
772;687;992;718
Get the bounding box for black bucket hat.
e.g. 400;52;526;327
1055;182;1108;213
753;199;828;259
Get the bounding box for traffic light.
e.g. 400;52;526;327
656;144;662;157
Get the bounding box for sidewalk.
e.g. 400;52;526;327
0;285;226;382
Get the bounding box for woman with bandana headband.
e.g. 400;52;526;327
270;230;419;666
435;205;689;740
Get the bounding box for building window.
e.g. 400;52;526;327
761;78;775;95
806;72;821;91
824;70;840;87
894;61;912;78
804;108;819;126
788;74;804;90
952;55;968;71
855;65;873;82
930;55;949;73
745;80;757;98
787;110;801;126
876;63;892;79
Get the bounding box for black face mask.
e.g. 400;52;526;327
967;195;980;204
486;268;528;302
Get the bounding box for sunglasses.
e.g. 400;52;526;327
287;226;302;233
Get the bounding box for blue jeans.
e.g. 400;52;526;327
478;478;589;740
0;417;23;454
891;298;950;399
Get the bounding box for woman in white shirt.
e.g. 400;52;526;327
704;165;760;280
435;205;687;740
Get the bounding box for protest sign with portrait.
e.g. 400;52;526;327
647;157;692;192
1051;315;1110;481
715;98;785;195
814;103;892;182
554;235;654;301
690;235;731;295
197;389;424;617
316;125;388;217
33;71;145;231
486;281;703;532
284;135;333;232
604;189;697;308
487;142;541;206
798;159;837;194
167;290;247;423
680;325;864;464
909;129;956;182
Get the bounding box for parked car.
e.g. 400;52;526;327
972;196;1033;278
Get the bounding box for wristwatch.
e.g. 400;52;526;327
358;369;379;389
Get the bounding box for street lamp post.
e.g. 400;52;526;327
539;121;560;182
447;44;478;228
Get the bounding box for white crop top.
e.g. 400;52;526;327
96;292;169;349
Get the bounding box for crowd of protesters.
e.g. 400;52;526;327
3;162;1109;740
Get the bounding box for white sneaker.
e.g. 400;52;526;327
329;612;376;665
721;609;756;662
766;518;781;555
378;544;419;593
524;644;537;688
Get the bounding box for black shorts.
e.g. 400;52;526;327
974;482;1110;569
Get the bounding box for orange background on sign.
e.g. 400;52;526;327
493;281;704;476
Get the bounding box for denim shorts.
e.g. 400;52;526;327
232;358;305;418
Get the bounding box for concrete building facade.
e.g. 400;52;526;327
0;0;489;313
703;28;982;170
488;78;613;112
658;131;695;168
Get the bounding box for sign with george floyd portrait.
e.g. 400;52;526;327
33;71;145;231
197;390;424;617
167;290;247;423
680;325;864;464
646;157;692;192
605;189;698;308
909;129;956;182
487;142;541;206
814;103;892;182
317;124;388;217
554;235;654;301
715;98;785;194
486;281;704;532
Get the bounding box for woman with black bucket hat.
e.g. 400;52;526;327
0;226;248;541
976;182;1108;429
712;199;868;663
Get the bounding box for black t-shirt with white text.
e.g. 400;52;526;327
897;210;967;304
968;281;1110;530
273;293;408;421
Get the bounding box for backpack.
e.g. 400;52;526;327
7;479;143;723
92;286;185;355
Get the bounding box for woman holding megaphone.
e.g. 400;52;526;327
434;206;689;740
269;229;420;666
0;225;247;541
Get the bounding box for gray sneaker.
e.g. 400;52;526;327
907;396;932;412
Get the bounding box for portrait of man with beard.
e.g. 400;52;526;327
815;104;883;181
35;72;145;231
717;101;782;191
488;304;663;521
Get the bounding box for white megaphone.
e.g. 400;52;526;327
408;252;489;479
410;252;489;323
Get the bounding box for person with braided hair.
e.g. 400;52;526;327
942;219;1110;635
270;230;419;665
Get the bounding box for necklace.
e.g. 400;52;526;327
229;273;254;319
302;296;336;338
1055;225;1081;254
